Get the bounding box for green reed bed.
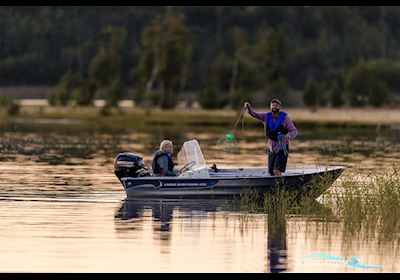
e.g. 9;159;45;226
315;167;399;242
238;166;400;242
239;182;334;220
324;166;400;242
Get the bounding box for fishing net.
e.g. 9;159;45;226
216;104;247;154
216;132;239;153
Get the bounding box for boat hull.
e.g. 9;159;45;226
119;166;346;199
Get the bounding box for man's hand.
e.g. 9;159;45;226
282;135;290;142
244;102;250;108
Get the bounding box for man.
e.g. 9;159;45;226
152;140;178;176
244;98;297;176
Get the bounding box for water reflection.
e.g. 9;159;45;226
114;196;341;273
1;119;400;272
115;199;232;242
115;199;292;272
267;211;287;273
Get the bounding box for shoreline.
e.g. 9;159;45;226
2;100;400;127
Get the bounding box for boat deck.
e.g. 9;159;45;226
207;166;343;179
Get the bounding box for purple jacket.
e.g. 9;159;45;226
247;105;298;153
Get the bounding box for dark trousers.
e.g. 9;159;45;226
268;149;288;175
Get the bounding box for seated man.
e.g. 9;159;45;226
152;140;179;176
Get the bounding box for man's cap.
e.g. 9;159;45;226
270;98;282;106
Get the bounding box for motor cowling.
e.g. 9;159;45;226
114;152;151;180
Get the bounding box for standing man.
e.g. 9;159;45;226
152;140;178;176
244;99;297;176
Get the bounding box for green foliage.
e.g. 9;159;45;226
211;52;232;92
103;78;125;107
345;59;400;107
88;26;127;108
47;71;82;106
88;49;110;88
267;77;289;103
228;27;259;96
99;104;111;116
317;82;328;107
133;89;146;107
261;28;286;84
198;86;229;109
73;81;96;106
0;96;20;115
1;7;400;108
325;166;400;241
132;9;193;109
230;89;253;110
302;78;319;109
198;86;219;109
6;102;20;115
330;80;344;108
302;78;329;109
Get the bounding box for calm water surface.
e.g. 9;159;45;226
0;119;399;272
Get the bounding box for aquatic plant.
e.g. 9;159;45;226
324;166;400;242
238;166;400;243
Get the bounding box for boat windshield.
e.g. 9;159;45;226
177;139;207;169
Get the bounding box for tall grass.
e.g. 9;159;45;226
325;166;400;242
239;166;400;242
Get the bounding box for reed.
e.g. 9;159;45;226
238;165;400;242
323;166;400;242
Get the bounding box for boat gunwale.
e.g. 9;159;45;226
120;166;347;182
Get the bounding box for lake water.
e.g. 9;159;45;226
0;118;399;272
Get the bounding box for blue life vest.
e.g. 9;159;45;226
265;111;288;141
152;150;174;175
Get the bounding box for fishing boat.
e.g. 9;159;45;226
114;139;346;199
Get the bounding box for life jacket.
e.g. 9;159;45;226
264;111;288;141
152;150;174;176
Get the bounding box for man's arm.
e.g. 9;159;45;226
246;103;266;122
285;115;298;141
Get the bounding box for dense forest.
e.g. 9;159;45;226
1;6;400;109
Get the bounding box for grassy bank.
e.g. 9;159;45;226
2;104;400;128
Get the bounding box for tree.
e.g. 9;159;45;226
345;59;399;107
133;9;193;109
198;86;220;109
330;81;344;108
303;78;319;110
252;27;288;102
73;80;96;106
47;71;81;106
88;26;127;108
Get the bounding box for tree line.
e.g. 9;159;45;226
1;6;400;111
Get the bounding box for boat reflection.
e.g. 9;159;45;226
115;199;235;235
114;198;332;272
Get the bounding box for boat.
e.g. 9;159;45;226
114;139;346;199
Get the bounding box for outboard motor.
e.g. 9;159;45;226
114;152;152;181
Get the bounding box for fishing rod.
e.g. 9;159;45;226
226;103;247;140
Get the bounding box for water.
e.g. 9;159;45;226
0;119;399;272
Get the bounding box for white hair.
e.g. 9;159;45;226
160;140;173;151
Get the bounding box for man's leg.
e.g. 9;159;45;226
274;149;288;176
268;151;276;176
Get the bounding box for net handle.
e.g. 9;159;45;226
232;103;247;133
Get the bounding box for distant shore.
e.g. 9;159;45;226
2;99;400;127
